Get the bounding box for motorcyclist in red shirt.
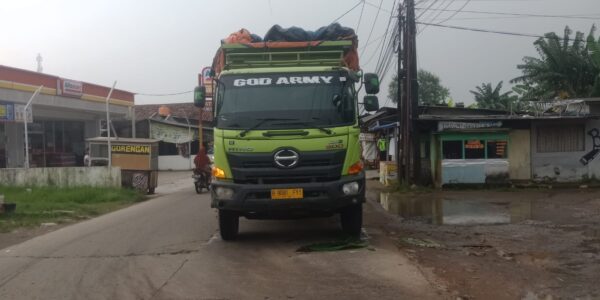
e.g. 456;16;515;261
194;142;211;179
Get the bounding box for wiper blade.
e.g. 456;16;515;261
239;118;296;137
272;121;333;135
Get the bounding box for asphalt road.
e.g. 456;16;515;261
0;174;441;300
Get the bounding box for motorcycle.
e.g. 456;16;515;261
193;169;211;194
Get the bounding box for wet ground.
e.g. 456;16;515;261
367;181;600;299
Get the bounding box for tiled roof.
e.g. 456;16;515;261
135;102;212;121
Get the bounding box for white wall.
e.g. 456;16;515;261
158;155;192;171
0;167;121;187
531;120;596;182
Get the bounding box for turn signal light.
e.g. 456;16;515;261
348;161;363;175
212;166;226;179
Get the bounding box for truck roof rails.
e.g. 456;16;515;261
219;40;354;70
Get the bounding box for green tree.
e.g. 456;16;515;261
470;81;518;111
387;69;450;105
588;25;600;96
511;25;600;100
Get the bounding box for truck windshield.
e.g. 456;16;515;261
215;72;355;130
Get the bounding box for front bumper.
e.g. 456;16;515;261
211;173;365;219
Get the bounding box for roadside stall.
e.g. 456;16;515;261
87;137;159;193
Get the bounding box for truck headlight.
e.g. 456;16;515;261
212;166;226;179
342;182;360;195
214;187;234;200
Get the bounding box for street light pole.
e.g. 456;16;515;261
24;85;44;169
184;113;192;170
105;81;117;168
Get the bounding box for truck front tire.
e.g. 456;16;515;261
219;210;239;241
340;203;363;237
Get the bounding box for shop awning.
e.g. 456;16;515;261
369;121;399;132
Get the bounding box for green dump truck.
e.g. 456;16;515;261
194;25;381;240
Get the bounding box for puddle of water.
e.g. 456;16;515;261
379;192;532;225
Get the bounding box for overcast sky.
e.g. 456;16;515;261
1;0;598;106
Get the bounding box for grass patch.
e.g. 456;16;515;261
0;186;144;233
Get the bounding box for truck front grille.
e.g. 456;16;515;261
227;150;346;184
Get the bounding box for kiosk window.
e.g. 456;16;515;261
442;141;463;159
487;140;508;159
464;140;485;159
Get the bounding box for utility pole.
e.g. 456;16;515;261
397;2;406;184
105;81;117;169
408;0;420;183
24;86;44;169
399;0;420;184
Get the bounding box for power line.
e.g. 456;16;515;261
381;61;398;108
417;0;456;34
356;0;366;31
376;0;399;59
424;0;455;23
435;0;471;24
415;7;600;20
359;33;386;51
362;0;384;56
419;0;450;24
364;0;393;13
137;91;193;96
416;0;440;20
451;14;600;21
416;21;585;41
331;1;364;24
364;0;398;67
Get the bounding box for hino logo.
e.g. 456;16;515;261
273;149;299;169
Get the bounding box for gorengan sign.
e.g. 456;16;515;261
111;145;151;154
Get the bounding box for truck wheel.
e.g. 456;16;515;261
340;203;363;237
219;210;239;241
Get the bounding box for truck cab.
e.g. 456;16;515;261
196;39;380;240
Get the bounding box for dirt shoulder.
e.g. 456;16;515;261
366;180;600;299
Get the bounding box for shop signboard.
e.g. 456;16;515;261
200;67;213;96
150;121;198;144
0;102;14;121
14;104;33;123
438;121;502;131
465;140;484;149
57;78;83;98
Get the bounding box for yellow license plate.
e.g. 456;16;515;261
271;188;303;200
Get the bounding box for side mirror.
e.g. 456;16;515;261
364;95;379;112
194;86;206;108
364;73;380;94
